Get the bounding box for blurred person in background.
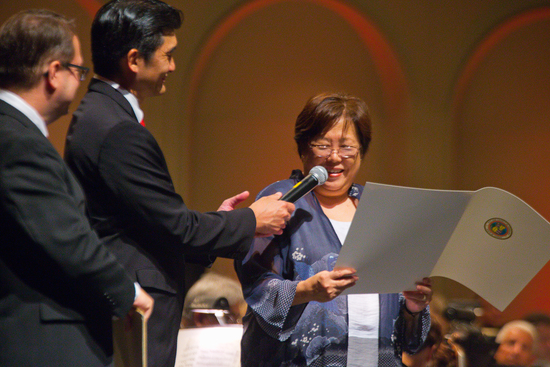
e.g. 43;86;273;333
177;272;244;367
524;313;550;367
181;272;246;328
494;320;537;367
403;318;444;367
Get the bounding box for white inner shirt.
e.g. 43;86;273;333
0;89;48;137
329;218;379;367
94;76;144;123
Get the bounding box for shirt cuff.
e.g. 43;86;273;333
134;282;141;301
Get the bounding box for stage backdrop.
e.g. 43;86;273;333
3;0;550;322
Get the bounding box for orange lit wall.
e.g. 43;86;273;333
3;0;550;322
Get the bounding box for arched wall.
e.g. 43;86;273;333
452;7;550;319
3;0;550;320
186;0;411;211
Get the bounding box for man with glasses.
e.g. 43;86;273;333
0;9;153;366
64;1;294;366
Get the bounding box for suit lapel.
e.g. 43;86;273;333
0;99;83;199
87;79;139;122
0;100;45;136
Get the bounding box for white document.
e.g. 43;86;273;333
175;325;242;367
335;182;550;311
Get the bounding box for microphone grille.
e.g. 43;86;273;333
310;166;328;185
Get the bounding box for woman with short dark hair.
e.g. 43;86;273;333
237;92;432;367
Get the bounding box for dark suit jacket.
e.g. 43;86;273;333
65;79;256;367
0;100;135;366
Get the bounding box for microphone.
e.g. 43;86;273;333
280;166;328;203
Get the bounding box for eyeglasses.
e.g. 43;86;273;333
62;62;89;81
309;144;360;159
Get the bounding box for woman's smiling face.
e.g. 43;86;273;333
302;118;362;200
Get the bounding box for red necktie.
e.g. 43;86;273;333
139;119;145;127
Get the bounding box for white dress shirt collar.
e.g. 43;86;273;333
94;76;144;123
0;89;49;137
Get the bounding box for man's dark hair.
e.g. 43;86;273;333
92;0;183;79
0;9;75;89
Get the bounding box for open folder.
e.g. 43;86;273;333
335;182;550;311
113;308;147;367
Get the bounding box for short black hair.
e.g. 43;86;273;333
91;0;183;79
0;9;75;89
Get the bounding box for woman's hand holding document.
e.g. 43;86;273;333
335;182;550;311
402;277;433;314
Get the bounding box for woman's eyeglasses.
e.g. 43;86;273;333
309;144;359;159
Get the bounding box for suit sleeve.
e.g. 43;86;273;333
97;121;255;259
235;184;306;341
0;133;135;318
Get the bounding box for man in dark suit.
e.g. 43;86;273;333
64;1;295;366
0;9;153;366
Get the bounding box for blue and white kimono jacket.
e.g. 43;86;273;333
236;171;430;367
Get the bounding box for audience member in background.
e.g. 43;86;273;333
524;313;550;367
429;292;451;335
176;272;244;367
431;339;459;367
403;318;444;367
181;272;246;328
494;320;538;367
